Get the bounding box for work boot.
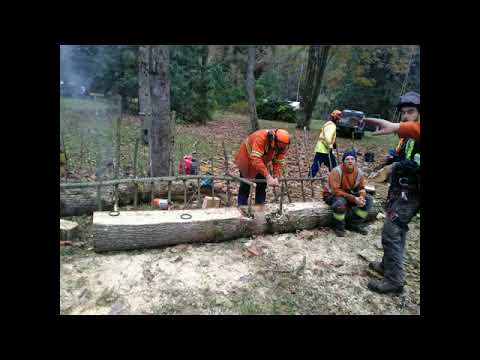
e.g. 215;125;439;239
367;279;404;295
368;261;384;276
347;223;368;235
333;226;346;237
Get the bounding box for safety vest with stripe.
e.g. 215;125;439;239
399;138;420;167
325;166;364;195
243;130;285;165
315;121;336;154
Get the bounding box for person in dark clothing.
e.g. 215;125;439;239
363;91;421;295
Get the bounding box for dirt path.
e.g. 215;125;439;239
60;215;420;315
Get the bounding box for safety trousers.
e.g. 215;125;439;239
325;194;372;229
380;190;420;287
237;172;267;206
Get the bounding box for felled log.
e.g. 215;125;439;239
60;180;225;217
93;201;378;252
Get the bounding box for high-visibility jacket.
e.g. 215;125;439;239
314;120;336;154
325;164;366;204
235;129;287;179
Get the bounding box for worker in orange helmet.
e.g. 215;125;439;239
309;109;342;177
235;129;290;206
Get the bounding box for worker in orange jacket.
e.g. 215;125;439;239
234;129;290;206
323;149;372;237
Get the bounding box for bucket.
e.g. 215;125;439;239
151;198;169;210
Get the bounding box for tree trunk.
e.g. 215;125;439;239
93;201;379;252
198;45;209;125
139;45;151;145
60;181;229;217
246;45;259;133
148;45;172;177
299;45;331;129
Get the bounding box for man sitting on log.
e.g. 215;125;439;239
323;149;372;237
234;129;290;206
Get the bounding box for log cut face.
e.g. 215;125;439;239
93;208;252;252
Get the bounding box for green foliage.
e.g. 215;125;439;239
227;100;249;114
206;62;245;110
327;46;420;119
257;99;297;123
256;70;281;101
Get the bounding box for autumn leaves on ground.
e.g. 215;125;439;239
60;112;420;315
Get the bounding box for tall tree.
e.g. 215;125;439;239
148;45;172;177
298;45;331;129
138;45;151;144
245;45;259;133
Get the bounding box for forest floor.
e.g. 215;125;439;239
60;104;420;315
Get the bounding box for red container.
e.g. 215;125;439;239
151;198;169;210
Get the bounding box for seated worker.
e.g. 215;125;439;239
234;128;290;206
309;109;341;177
323;149;373;237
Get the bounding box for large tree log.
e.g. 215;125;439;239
60;181;228;217
93;201;379;252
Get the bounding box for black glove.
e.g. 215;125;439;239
333;142;337;150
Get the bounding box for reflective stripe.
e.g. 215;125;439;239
272;158;285;163
244;140;252;155
333;212;345;221
251;151;263;158
405;139;415;160
354;208;368;219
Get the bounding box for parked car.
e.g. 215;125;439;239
60;80;88;97
336;109;366;140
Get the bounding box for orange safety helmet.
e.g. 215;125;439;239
275;129;290;145
330;110;342;121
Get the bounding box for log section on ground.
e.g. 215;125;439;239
93;201;379;252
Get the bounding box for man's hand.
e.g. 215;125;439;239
355;196;366;207
266;174;280;187
364;118;400;136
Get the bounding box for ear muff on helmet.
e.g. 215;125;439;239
274;129;290;153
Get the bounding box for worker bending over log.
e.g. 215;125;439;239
235;129;290;206
363;91;421;295
323;149;372;237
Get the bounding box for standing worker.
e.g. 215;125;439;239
369;100;420;182
309;110;342;177
363;91;420;295
323;149;373;237
235;129;290;206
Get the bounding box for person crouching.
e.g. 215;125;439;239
323;150;372;237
